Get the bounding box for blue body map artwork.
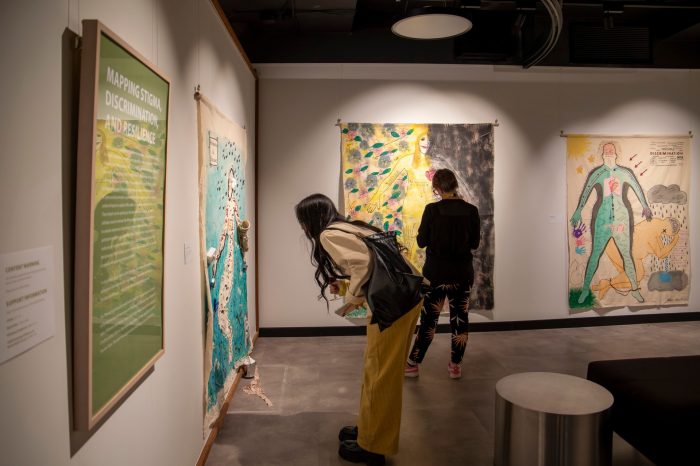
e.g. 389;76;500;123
199;101;252;426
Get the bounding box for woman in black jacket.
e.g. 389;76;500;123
405;169;480;379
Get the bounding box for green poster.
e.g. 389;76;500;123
89;31;168;416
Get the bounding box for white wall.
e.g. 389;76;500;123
0;0;256;465
257;64;699;328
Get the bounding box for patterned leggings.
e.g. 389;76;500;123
408;283;470;365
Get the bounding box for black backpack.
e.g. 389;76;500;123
328;227;424;331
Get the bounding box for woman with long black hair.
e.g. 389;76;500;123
295;193;421;466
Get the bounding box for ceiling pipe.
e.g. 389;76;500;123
523;0;563;68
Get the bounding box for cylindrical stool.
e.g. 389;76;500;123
495;372;614;466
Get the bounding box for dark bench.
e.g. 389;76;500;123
587;355;700;466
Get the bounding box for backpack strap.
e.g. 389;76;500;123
324;222;374;239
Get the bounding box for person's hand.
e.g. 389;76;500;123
329;280;340;295
570;210;581;228
670;233;680;247
572;220;586;238
642;207;653;221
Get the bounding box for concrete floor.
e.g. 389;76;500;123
207;321;700;465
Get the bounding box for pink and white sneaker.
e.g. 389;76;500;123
404;362;419;377
448;362;462;379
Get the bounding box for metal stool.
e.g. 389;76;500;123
495;372;614;466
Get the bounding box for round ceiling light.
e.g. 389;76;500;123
392;9;473;40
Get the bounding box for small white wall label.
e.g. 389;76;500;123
0;246;55;364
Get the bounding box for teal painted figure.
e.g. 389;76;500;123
205;134;251;411
210;167;241;357
570;142;652;304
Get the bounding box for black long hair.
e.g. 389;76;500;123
295;193;380;305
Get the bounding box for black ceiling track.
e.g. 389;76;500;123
221;1;700;68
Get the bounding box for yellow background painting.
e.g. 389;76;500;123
341;122;496;310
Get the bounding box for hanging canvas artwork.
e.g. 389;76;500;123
197;94;252;431
340;123;495;310
566;135;691;309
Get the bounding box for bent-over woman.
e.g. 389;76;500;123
295;193;421;465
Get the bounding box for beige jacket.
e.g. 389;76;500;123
319;222;373;305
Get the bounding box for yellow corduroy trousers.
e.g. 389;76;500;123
357;301;421;455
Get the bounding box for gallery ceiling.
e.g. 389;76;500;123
218;0;700;68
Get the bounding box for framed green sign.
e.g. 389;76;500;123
74;20;169;431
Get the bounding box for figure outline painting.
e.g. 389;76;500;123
566;135;691;309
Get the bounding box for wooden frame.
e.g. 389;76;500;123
74;19;170;431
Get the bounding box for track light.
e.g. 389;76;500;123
603;1;624;15
516;0;537;12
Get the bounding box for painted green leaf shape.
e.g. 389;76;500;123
393;184;399;190
386;214;393;219
397;206;403;212
391;131;400;138
354;205;362;211
382;168;391;174
354;136;362;142
360;166;369;171
380;151;389;156
402;175;408;180
391;149;398;153
372;142;384;148
368;187;375;192
383;221;389;231
370;171;379;176
365;152;373;158
391;192;401;199
351;188;359;193
345;169;353;174
407;128;414;135
395;231;402;236
342;128;349;134
382;202;389;207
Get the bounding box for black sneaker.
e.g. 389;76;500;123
338;440;385;465
338;425;358;442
